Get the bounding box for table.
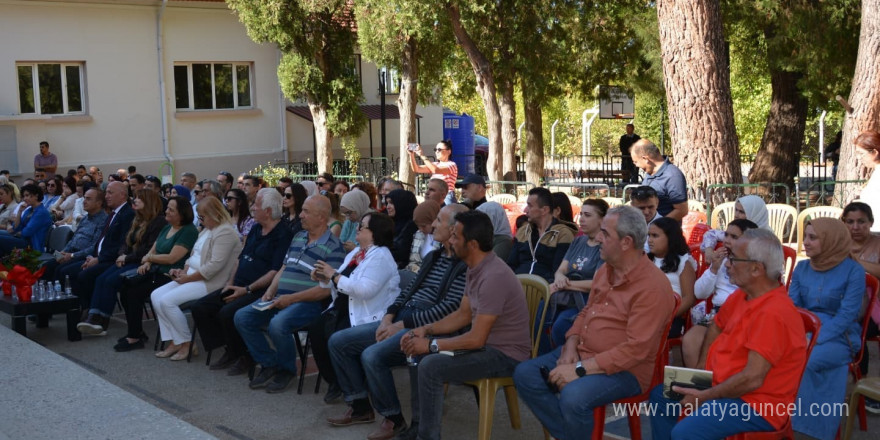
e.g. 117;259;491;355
0;294;81;341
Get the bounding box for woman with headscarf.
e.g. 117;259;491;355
789;218;865;439
406;200;441;273
170;184;191;201
384;189;418;269
734;195;769;230
339;189;373;253
300;180;319;198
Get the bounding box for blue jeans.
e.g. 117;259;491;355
328;323;410;416
89;263;137;317
417;346;519;440
233;298;323;373
648;385;774;440
513;346;641;440
550;308;579;348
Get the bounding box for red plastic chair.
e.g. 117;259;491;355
682;212;708;244
689;244;709;278
848;274;879;432
725;309;822;440
782;246;797;288
590;295;681;440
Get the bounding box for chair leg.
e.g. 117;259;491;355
591;406;606;440
857;395;867;432
476;381;497;440
305;334;322;394
502;385;521;429
294;331;306;394
627;412;642;440
154;327;161;351
843;389;862;440
186;326;198;363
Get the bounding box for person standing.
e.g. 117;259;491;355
619;124;641;183
408;141;458;206
854;130;880;233
631;139;688;222
35;141;58;178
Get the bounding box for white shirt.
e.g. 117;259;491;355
862;171;880;233
652;253;696;297
320;245;400;327
97;202;127;255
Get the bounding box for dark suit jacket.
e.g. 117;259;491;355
95;202;135;264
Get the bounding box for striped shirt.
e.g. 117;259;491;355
389;253;467;328
277;229;345;295
432;160;458;192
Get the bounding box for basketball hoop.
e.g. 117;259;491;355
613;113;635;119
598;86;635;120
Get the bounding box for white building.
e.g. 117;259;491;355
0;0;443;182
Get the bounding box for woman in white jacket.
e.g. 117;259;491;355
311;211;400;400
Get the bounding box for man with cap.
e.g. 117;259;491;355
455;174;488;210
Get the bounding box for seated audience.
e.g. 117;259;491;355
41;188;108;282
385;189;419;269
77;190;167;335
281;182;307;236
424;178;449;206
734;195;769;229
316;172;334;194
339;189;373;253
551;192;575;224
629;185;661;253
332;180;349;197
234;195;345;393
0;183;22;232
51;177;78;224
300;180;318;198
353;181;379;210
326;203;469;439
0;184;54;255
152;197;242;361
546;198;608;348
514;206;676;439
476;201;514;261
508;187;575;282
115;196;198;351
310;212;400;401
455;174;487;210
790;218;865;439
406;200;441;273
647;217;696;337
192;188;293;373
224;188;253;241
326;192;344;237
401;210;530;440
649;229;806;439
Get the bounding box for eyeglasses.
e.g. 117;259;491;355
316;180;328;186
727;256;758;265
631;188;657;199
434;148;447;152
224;196;238;202
284;193;294;199
193;190;202;195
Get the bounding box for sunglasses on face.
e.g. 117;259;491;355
284;193;294;199
434;148;447;152
225;196;238;202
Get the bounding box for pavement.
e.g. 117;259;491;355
1;308;879;440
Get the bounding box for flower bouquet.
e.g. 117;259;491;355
0;248;46;301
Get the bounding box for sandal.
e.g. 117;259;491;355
170;344;198;361
155;344;179;358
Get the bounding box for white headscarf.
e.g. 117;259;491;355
300;180;318;197
340;189;372;218
477;201;513;237
737;195;769;230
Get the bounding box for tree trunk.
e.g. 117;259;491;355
523;88;544;187
748;69;807;190
499;77;518;182
657;0;741;199
308;102;333;173
839;0;880;202
447;3;503;182
397;37;418;188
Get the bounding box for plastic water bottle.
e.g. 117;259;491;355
32;283;41;301
54;281;62;300
64;275;72;297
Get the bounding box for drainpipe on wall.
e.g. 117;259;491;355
277;48;288;162
156;0;173;174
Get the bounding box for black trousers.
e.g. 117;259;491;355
191;288;263;356
308;298;350;386
120;275;170;338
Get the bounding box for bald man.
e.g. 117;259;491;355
234;195;346;394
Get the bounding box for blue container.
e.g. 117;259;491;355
443;112;475;175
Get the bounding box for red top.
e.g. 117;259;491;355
707;286;806;429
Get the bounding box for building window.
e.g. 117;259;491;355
174;62;253;110
379;67;400;95
17;62;85;115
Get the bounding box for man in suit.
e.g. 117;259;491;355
67;181;135;333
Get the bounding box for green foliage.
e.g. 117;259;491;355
1;247;42;274
341;137;360;174
248;162;292;187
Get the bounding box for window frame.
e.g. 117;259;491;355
379;66;400;95
173;61;254;111
16;62;86;116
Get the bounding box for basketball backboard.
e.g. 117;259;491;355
598;86;635;119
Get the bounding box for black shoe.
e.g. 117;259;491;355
209;350;238;371
249;366;278;389
394;422;419;440
323;382;343;404
266;369;296;394
113;337;145;352
228;356;253;377
117;333;148;344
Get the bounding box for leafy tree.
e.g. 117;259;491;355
226;0;366;173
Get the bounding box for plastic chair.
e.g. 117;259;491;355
766;204;797;244
847;275;879;433
591;295;681;440
844;378;880;439
710;202;736;229
725;309;821;440
689;244;709;278
782;246;797;288
681;211;708;244
489;193;516;205
688;199;706;213
796;206;844;255
464;274;550;440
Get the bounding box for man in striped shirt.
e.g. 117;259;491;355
326;204;469;440
234;195;345;394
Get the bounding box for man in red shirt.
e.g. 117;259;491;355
649;228;807;439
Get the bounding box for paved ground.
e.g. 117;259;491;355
1;309;879;440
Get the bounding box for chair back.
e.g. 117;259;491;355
689;243;709;277
796;206;843;255
517;274;551;358
800;309;822;366
688;199;706;213
766;204;797;244
46;225;73;253
852;275;880;368
652;295;682;386
489;194;516;205
681;211;707;243
782;246;797;288
709;202;736;229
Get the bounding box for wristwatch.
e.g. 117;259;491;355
575;361;586;377
429;338;439;353
245;286;251;295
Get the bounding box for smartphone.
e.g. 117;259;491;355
539;366;559;393
219;288;235;299
407;143;419;152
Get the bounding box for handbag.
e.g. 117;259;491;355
119;266;159;287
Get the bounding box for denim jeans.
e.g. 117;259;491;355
328;323;410;416
417;346;519;440
513;346;642;440
233;298;323;373
648;385;774;440
90;263;137;317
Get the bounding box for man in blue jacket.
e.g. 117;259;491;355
0;184;53;255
